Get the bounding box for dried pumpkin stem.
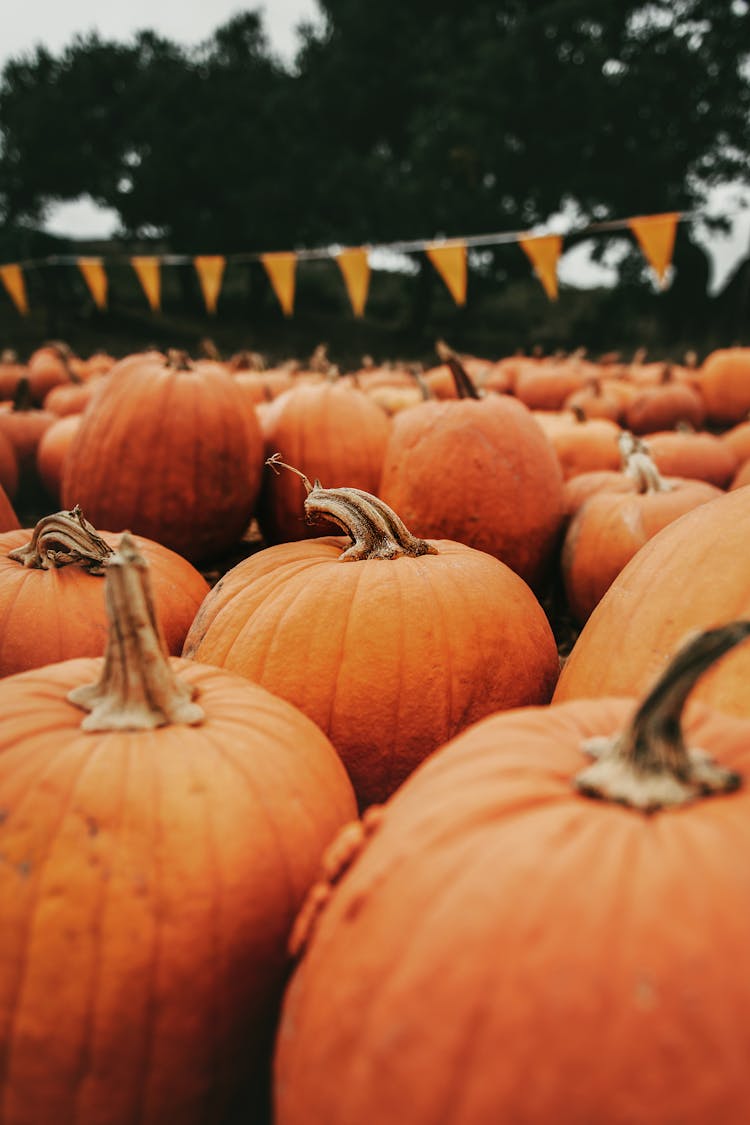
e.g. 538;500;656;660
436;340;481;400
624;450;672;494
267;455;437;561
9;506;114;573
68;533;204;731
574;621;750;811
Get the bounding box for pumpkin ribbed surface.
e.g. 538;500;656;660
183;531;559;807
62;352;263;561
275;694;750;1125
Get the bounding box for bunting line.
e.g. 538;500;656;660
0;207;742;317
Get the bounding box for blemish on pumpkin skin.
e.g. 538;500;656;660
0;808;7;825
16;859;31;879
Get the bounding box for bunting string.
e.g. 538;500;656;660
0;208;741;317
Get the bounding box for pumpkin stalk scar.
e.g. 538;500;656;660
267;456;438;562
574;621;750;811
68;532;205;730
8;505;114;574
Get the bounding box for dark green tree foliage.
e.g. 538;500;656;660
0;1;749;263
299;0;750;239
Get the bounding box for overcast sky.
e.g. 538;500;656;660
2;1;749;291
1;0;322;68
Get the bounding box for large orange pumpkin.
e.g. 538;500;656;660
62;350;265;562
275;623;750;1125
184;466;559;807
0;535;356;1124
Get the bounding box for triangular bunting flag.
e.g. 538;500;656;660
0;264;29;316
519;234;563;300
77;257;108;310
628;213;679;288
336;248;370;317
425;242;467;306
130;256;161;313
194;255;226;315
261;252;297;317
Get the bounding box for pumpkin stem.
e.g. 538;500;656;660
11;377;34;413
266;456;438;562
574;622;750;811
618;436;672;494
8;506;113;573
409;364;433;401
165;349;194;372
435;340;481;400
266;453;316;495
68;533;205;730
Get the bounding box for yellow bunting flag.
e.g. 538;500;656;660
519;234;563;300
261;252;297;317
336;248;371;317
130;256;161;313
77;257;108;310
426;242;467;306
628;213;679;288
194;255;226;315
0;264;29;316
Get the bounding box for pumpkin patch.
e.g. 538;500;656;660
0;335;749;1124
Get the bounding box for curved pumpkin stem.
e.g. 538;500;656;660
574;621;750;811
8;506;113;574
68;533;205;730
266;455;438;561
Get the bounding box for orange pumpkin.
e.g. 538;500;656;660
258;380;391;545
698;347;750;424
184;468;559;807
0;507;209;674
554;485;750;715
62;350;265;562
0;535;356;1123
36;413;82;501
275;623;750;1125
561;449;721;623
378;346;564;589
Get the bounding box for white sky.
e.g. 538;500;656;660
2;1;750;290
1;1;322;69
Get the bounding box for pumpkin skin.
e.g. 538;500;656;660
645;430;737;488
0;654;356;1123
554;486;750;715
378;393;565;589
0;518;209;674
62;351;265;562
275;674;750;1124
699;347;750;424
183;518;559;808
36;413;82;500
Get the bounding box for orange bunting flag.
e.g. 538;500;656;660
336;248;371;317
628;213;679;288
426;242;467;305
130;256;161;313
0;264;29;316
194;255;226;315
261;252;297;317
77;257;108;310
519;234;563;300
